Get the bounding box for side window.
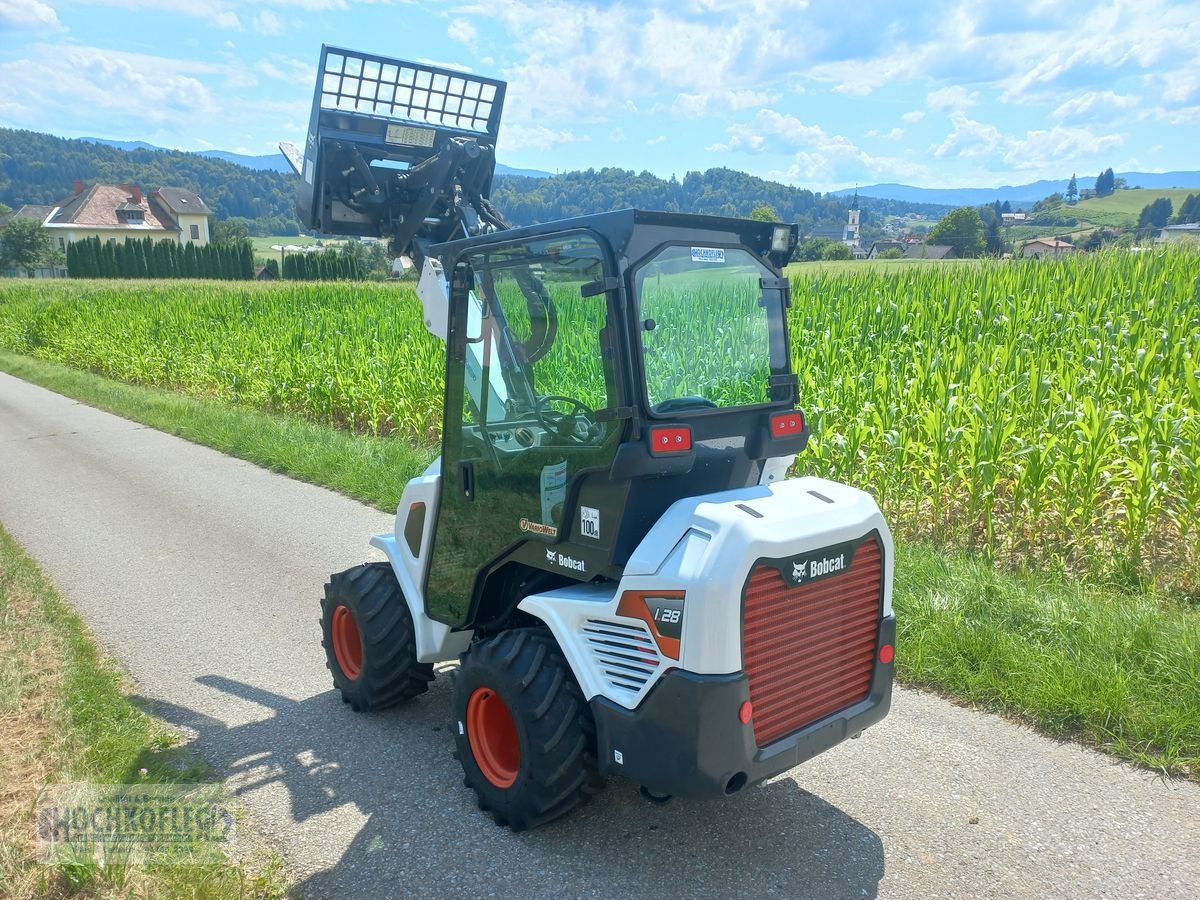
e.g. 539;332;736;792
450;233;619;536
190;224;200;240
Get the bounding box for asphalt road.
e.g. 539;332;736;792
1;370;1197;899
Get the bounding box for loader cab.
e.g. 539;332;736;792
425;210;804;629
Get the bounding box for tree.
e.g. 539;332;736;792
979;205;1003;254
210;217;250;245
1137;198;1173;230
1095;168;1115;197
1172;193;1199;224
749;204;781;222
927;207;985;258
1066;174;1078;204
821;241;852;260
0;217;53;275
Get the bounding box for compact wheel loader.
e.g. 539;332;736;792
285;46;895;830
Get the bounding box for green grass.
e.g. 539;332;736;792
896;544;1198;777
0;349;1197;780
0;350;434;512
1072;188;1199;228
0;523;289;898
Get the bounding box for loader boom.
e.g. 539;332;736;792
285;45;509;270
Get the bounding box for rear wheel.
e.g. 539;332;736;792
453;629;595;830
320;563;434;711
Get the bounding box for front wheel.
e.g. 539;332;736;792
453;629;595;830
320;563;434;711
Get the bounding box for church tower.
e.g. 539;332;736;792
843;188;861;248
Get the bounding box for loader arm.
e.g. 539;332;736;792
284;45;509;273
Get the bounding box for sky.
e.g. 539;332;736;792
1;0;1198;192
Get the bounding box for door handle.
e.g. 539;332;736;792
458;461;475;501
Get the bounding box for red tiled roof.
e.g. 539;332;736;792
47;184;177;232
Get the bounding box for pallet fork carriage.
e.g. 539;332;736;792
286;45;895;830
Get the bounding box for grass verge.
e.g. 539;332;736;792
0;523;288;899
0;350;434;513
896;546;1198;778
1;351;1196;780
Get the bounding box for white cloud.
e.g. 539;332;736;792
503;124;589;151
711;108;924;187
930;110;1123;173
927;86;978;113
448;20;477;44
1053;91;1140;121
932;112;1004;159
0;0;60;28
1002;126;1123;169
646;135;666;145
902;110;925;124
253;10;284;35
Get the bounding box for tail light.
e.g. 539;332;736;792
648;425;692;456
771;411;804;437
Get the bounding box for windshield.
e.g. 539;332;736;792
634;245;784;414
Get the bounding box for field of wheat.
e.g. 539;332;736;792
1;248;1197;590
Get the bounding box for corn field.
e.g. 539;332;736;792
0;248;1197;590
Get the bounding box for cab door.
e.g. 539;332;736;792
424;231;622;626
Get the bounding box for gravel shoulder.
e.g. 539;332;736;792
1;371;1196;899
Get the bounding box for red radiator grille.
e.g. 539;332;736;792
742;538;882;747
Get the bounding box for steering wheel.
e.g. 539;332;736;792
536;395;599;444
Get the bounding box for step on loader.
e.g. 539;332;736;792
284;45;895;830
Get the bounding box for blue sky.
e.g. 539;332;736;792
1;0;1197;191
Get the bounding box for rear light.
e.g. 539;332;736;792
649;425;692;455
738;701;753;725
879;644;895;665
771;411;804;437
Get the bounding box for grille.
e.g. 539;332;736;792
318;47;503;134
582;619;661;695
742;537;882;747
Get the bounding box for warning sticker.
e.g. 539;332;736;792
385;124;436;148
580;506;600;540
691;247;725;264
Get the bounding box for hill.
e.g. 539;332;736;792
82;137;551;178
832;172;1200;208
1070;188;1199;228
492;167;951;234
2;128;947;238
3;129;301;234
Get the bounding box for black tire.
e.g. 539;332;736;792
453;629;596;831
320;562;434;711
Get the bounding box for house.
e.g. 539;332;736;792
1157;223;1200;243
1020;237;1077;259
1001;212;1027;223
907;244;956;260
36;182;213;255
867;240;905;259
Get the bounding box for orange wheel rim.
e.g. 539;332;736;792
466;687;519;788
331;605;363;680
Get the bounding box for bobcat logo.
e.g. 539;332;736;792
792;560;808;582
546;548;557;562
